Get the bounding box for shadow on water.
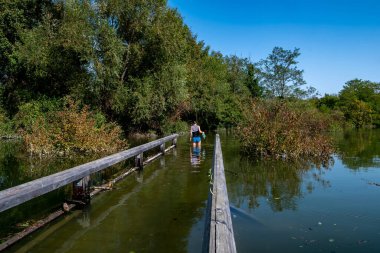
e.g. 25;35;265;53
230;205;264;226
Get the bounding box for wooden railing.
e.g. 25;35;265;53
0;134;178;213
203;134;237;253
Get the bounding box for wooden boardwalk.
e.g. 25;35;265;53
203;134;237;253
0;133;237;252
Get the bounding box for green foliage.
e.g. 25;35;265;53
316;79;380;129
161;120;188;134
0;110;14;136
346;99;373;128
1;0;378;154
216;95;244;128
316;94;340;112
0;0;57;114
338;79;380;128
13;97;61;132
224;55;251;95
237;99;334;161
246;63;263;97
256;47;315;99
0;0;261;135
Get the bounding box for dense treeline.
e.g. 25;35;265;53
316;79;380;128
0;0;379;157
0;0;255;135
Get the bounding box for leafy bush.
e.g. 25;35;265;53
161;120;188;134
0;111;14;136
237;99;334;161
13;98;61;132
19;97;127;156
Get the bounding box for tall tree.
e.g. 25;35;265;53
256;47;306;98
245;63;262;97
339;79;380;127
0;0;57;115
224;55;250;95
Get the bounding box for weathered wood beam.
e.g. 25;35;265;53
0;134;178;213
203;134;236;253
160;143;165;154
135;153;144;169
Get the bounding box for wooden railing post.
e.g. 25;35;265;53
72;176;91;205
135;153;144;169
160;143;165;154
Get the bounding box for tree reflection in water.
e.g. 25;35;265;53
334;129;380;170
226;155;334;212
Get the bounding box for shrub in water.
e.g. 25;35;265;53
237;99;334;161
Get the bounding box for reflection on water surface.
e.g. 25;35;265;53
1;129;380;252
223;129;380;253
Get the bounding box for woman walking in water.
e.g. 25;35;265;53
190;121;204;147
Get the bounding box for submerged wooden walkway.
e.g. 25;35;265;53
0;133;236;252
203;134;237;253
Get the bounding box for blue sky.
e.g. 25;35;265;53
168;0;380;95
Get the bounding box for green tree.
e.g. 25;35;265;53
256;47;306;98
339;79;380;128
186;48;230;128
0;0;57;115
246;63;263;97
317;94;340;112
224;55;250;95
98;0;194;132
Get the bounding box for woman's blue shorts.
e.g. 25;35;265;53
192;136;201;143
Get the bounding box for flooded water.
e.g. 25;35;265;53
1;129;380;252
1;136;213;253
225;129;380;253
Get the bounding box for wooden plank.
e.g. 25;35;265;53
204;134;237;253
0;134;178;213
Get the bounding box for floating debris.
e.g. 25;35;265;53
16;222;31;228
318;222;322;226
368;182;380;187
291;236;297;240
329;238;335;243
357;240;368;244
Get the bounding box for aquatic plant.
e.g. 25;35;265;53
237;99;334;161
